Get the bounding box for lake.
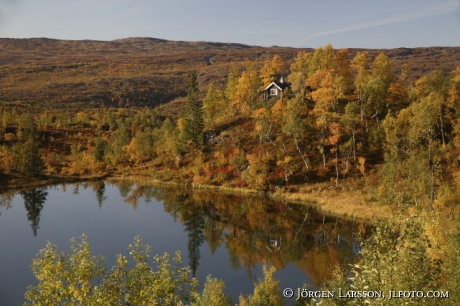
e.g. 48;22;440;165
0;180;369;305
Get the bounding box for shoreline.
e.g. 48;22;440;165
107;176;393;222
1;173;393;222
0;173;110;193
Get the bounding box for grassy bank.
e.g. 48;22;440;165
1;169;392;222
275;188;392;221
108;175;393;222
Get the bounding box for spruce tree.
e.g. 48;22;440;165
21;188;48;236
94;137;105;162
19;115;44;178
182;71;204;149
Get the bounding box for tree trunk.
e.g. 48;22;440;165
334;145;339;187
439;115;446;148
352;131;356;161
295;137;309;170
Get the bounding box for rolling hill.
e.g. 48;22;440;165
0;37;459;109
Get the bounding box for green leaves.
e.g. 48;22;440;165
24;235;198;306
238;265;285;306
25;234;105;305
192;276;232;306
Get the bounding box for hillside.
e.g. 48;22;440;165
2;37;460;306
1;37;459;109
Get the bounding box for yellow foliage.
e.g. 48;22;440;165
452;118;460;150
242;152;273;189
177;117;185;134
357;157;367;183
251;107;269;119
358;157;366;173
232;62;261;116
388;81;409;107
237;265;283;306
259;54;284;86
270;99;285;125
284;155;293;164
254;121;263;133
123;138;139;162
4;133;16;141
0;145;16;169
449;65;460;109
311;87;336;125
307;69;334;89
213;150;226;164
251;108;270;133
329;122;341;145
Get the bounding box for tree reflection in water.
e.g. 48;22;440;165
20;188;48;236
0;193;13;216
106;181;371;288
92;181;107;208
176;193;205;277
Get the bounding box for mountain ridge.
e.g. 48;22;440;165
0;37;459;108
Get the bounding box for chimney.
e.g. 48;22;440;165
280;76;284;83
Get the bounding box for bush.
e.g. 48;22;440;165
24;235;198;305
25;235;287;306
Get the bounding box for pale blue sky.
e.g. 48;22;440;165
0;0;459;48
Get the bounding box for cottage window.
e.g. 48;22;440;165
270;88;278;96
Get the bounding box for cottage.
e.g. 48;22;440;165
262;76;291;101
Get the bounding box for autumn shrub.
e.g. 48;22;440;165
307;215;446;306
442;215;460;306
161;167;174;181
192;276;232;306
147;167;156;178
193;173;209;185
315;166;329;177
229;148;247;173
238;264;285;306
25;236;291;306
241;151;274;189
213;150;226;167
0;144;19;170
215;169;229;185
24;235;198;305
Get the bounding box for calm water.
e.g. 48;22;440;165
0;181;368;305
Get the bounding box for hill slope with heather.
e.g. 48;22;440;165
1;37;459;109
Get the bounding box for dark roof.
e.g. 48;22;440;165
273;80;291;90
263;80;291;91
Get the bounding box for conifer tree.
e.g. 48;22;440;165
182;71;204;149
21;188;48;236
20;137;44;178
94;137;105;163
19;115;44;178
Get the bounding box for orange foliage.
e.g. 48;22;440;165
307;70;334;89
270;100;286;125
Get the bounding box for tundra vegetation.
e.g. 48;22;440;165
0;42;460;304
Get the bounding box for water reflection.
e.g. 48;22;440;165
176;195;205;277
105;181;369;287
0;193;13;214
20;188;48;236
92;181;107;208
1;180;370;291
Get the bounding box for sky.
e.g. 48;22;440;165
0;0;459;49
